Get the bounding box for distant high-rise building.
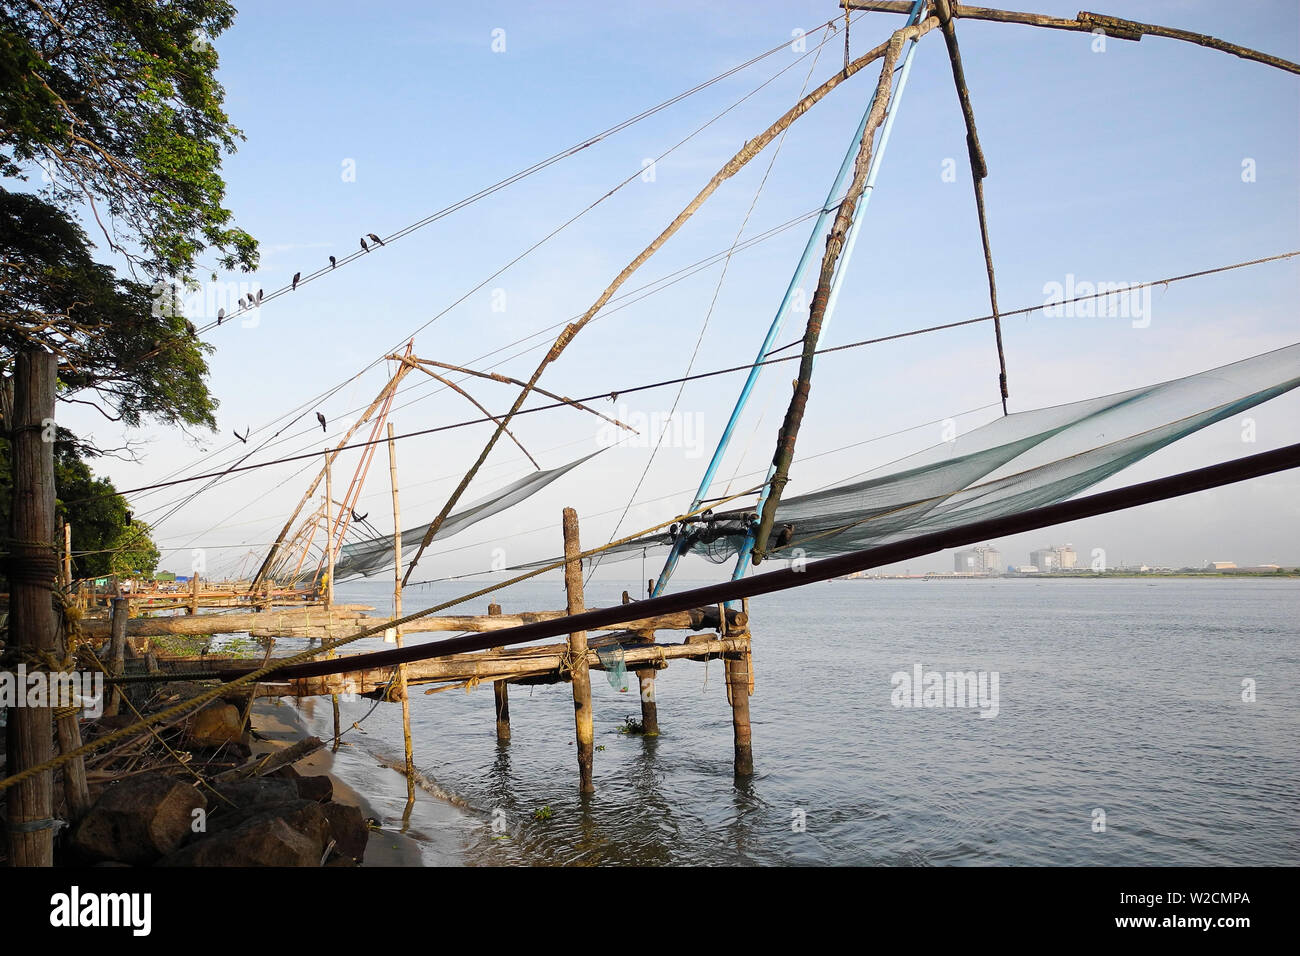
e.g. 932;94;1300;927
1029;548;1059;572
1029;544;1076;572
955;545;1002;574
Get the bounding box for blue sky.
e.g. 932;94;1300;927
52;1;1300;580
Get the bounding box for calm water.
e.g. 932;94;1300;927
275;577;1300;866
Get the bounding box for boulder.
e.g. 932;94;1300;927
185;701;243;747
70;773;206;865
320;802;368;864
294;775;333;803
158;812;325;867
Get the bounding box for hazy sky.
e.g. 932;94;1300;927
45;0;1299;582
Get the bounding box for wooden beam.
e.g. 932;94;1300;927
844;1;1300;74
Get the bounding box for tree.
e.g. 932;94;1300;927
0;0;257;278
0;187;217;431
0;426;160;579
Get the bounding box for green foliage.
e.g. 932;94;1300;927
618;715;646;735
0;1;257;277
0;427;159;579
0;188;218;430
531;806;554;822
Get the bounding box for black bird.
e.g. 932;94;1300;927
238;296;248;309
233;427;249;444
351;510;368;523
217;308;225;325
367;233;384;247
292;272;300;290
329;256;336;269
316;411;327;432
669;523;679;537
776;523;794;549
185;320;197;337
360;237;369;252
255;288;264;305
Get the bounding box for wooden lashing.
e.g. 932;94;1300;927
489;604;511;742
562;508;595;793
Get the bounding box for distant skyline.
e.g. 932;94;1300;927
28;1;1299;585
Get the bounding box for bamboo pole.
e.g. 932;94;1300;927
104;597;129;718
753;23;916;562
399;25;933;585
562;508;595;794
324;449;340;749
187;574;199;615
5;349;59;866
489;603;510;742
61;521;71;589
843;1;1300;75
387;423;415;804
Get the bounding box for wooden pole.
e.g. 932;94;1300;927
55;581;90;824
60;521;71;590
103;597;129;718
724;633;754;776
387;423;415;804
323;450;335;609
324;449;340;749
623;593;660;736
187;573;199;615
489;603;510;742
562;508;595;793
5;349;59;866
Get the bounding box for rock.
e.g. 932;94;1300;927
158;812;325;867
211;777;299;811
185;701;243;747
295;775;333;803
320;802;368;864
70;773;206;865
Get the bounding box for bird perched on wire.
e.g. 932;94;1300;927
775;523;794;549
233;427;249;444
292;272;300;290
329;256;336;269
238;296;248;310
367;232;384;247
316;412;327;432
351;510;368;523
255;288;264;305
217;308;225;325
359;237;369;252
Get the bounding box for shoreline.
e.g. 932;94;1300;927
249;697;473;867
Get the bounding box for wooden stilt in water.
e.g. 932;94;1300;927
562;508;595;793
724;633;754;776
187;574;199;615
386;423;415;805
637;670;660;736
489;603;511;742
5;349;59;866
104;597;129;717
